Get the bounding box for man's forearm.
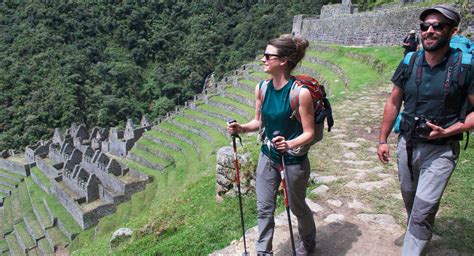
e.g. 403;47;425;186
379;102;400;143
442;112;474;137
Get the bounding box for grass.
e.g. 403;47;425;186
196;104;248;124
238;79;258;89
70;116;234;255
5;233;22;256
37;238;53;255
10;190;23;225
0;169;24;180
307;50;379;89
2;196;13;234
110;176;259;255
224;86;255;100
210;96;255;116
183;109;230;129
250;71;269;79
25;177;82;235
15;221;36;249
301;60;346;100
434;139;474;253
0;176;19;186
18;182;44;240
46;226;70;247
128;146;171;168
30;166;51;188
0;239;8;252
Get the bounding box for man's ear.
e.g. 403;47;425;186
451;26;458;36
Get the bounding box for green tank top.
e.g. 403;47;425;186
260;78;307;164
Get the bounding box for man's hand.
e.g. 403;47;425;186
425;122;447;140
377;144;390;164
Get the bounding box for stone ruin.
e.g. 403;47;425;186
215;146;254;202
293;2;471;46
20;117;152;229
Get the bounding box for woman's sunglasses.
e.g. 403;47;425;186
419;22;450;32
263;53;281;61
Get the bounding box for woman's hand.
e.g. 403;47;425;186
227;121;244;135
272;136;290;153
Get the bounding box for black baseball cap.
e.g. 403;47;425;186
419;4;461;26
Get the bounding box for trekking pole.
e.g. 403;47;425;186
272;131;296;256
228;120;249;256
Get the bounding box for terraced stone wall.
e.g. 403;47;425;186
295;5;425;45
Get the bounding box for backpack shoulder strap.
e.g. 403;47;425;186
401;50;421;80
403;51;416;65
258;79;270;103
289;79;302;111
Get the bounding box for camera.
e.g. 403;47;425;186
414;116;435;137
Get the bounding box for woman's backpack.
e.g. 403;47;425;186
258;74;333;156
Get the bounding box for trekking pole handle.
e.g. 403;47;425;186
227;119;242;146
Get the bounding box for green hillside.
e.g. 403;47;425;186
0;1;334;151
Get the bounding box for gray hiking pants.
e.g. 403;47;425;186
255;152;316;255
397;135;459;256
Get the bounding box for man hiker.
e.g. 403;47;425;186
377;4;474;256
402;30;420;55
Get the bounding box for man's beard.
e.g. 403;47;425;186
422;33;450;52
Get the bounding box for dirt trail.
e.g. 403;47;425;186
211;84;462;256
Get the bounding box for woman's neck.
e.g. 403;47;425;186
272;72;291;89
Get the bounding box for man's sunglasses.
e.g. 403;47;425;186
419;22;450;32
263;53;281;60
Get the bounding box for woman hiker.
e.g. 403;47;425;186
227;34;316;256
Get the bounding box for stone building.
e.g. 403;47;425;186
293;2;471;46
24;119;151;229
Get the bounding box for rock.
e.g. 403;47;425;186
344;181;359;190
343;152;357;159
324;214;345;223
348;199;364;210
314;175;341;184
327;199;343;207
331;134;348;139
357;214;400;230
311;185;329;195
367;147;378;153
309;172;320;182
215;195;224;203
354;172;367;180
341;142;360;148
342;160;372;166
305;199;324;213
391;193;403;200
111;228;133;244
346;178;393;191
377;173;392;179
